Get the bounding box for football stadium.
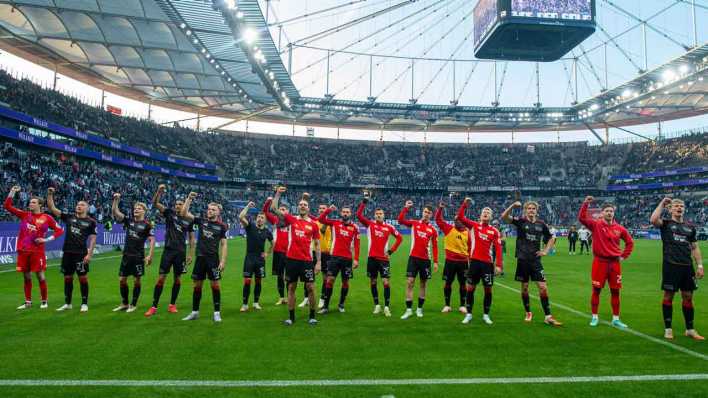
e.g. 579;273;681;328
0;0;707;397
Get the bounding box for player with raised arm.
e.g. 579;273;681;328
263;197;290;305
47;187;96;312
5;186;63;310
317;204;360;314
270;186;321;326
357;196;402;316
398;200;439;320
239;202;273;312
578;196;634;329
501;200;562;326
435;202;470;314
457;198;503;325
145;185;195;317
180;192;228;323
111;193;155;313
651;198;704;340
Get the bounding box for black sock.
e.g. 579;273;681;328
131;283;141;306
277;277;285;298
384;285;391;307
289;309;296;322
79;278;88;305
242;282;251;305
309;309;315;320
466;288;474;313
418;297;425;309
324;284;333;309
64;277;73;305
170;280;181;305
371;283;379;305
663;301;673;329
339;284;349;306
443;284;452;306
120;282;129;305
459;286;466;307
192;287;202;311
540;294;551;316
522;292;531;312
303;284;309;301
682;301;694;330
212;287;221;312
152;282;164;308
254;280;262;303
483;289;492;315
320;280;327;300
406;299;413;309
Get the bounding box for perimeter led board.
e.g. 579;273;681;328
474;0;596;62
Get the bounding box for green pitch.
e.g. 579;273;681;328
0;237;706;398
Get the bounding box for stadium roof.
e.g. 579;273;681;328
0;0;706;137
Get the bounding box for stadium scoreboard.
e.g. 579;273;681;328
474;0;596;62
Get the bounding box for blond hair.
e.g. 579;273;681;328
134;202;147;211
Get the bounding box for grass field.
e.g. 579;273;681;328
0;237;706;398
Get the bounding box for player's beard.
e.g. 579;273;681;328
342;215;350;222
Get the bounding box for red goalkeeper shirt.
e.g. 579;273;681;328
4;197;64;253
578;202;634;260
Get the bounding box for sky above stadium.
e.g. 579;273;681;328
0;0;706;143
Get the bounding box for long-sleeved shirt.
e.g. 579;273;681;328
4;197;63;252
397;206;438;262
434;207;470;262
578;202;634;260
356;202;402;261
456;202;503;266
318;208;360;261
263;199;289;254
281;213;320;262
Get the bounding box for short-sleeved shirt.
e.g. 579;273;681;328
60;213;97;254
194;217;228;258
122;218;153;258
282;214;320;262
245;221;273;255
162;208;194;253
511;217;552;261
660;219;697;267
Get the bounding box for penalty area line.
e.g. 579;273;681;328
0;374;707;387
495;282;708;361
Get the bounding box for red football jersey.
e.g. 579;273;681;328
456;202;502;266
263;199;289;254
357;202;402;261
318;208;360;260
397;206;439;262
282;213;320;262
578;202;634;260
4;197;63;253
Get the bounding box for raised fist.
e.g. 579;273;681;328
302;192;311;201
438;201;446;208
247;201;255;208
47;187;56;195
277;186;287;194
329;204;337;211
188;192;197;199
113;193;121;200
512;201;522;208
405;200;413;208
662;197;673;206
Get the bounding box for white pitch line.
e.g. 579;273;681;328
0;254;123;274
496;282;708;361
0;374;706;388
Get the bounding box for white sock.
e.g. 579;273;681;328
612;315;620;321
591;314;598;319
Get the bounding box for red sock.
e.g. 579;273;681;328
23;279;32;301
591;288;601;314
39;279;48;301
610;289;620;316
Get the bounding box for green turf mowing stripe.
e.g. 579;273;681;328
496;282;708;361
0;374;706;387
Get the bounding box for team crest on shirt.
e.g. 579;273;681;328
613;230;621;237
36;218;45;225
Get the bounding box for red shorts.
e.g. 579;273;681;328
16;251;47;273
591;258;622;289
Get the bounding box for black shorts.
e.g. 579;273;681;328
327;256;354;279
367;257;391;279
192;256;221;281
443;260;468;282
662;263;697;292
406;257;432;280
119;256;144;277
466;260;494;287
515;258;545;283
285;258;315;283
313;252;330;269
159;250;187;275
244;253;266;278
61;252;89;276
271;251;287;276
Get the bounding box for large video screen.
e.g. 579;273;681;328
510;0;593;21
474;0;499;46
